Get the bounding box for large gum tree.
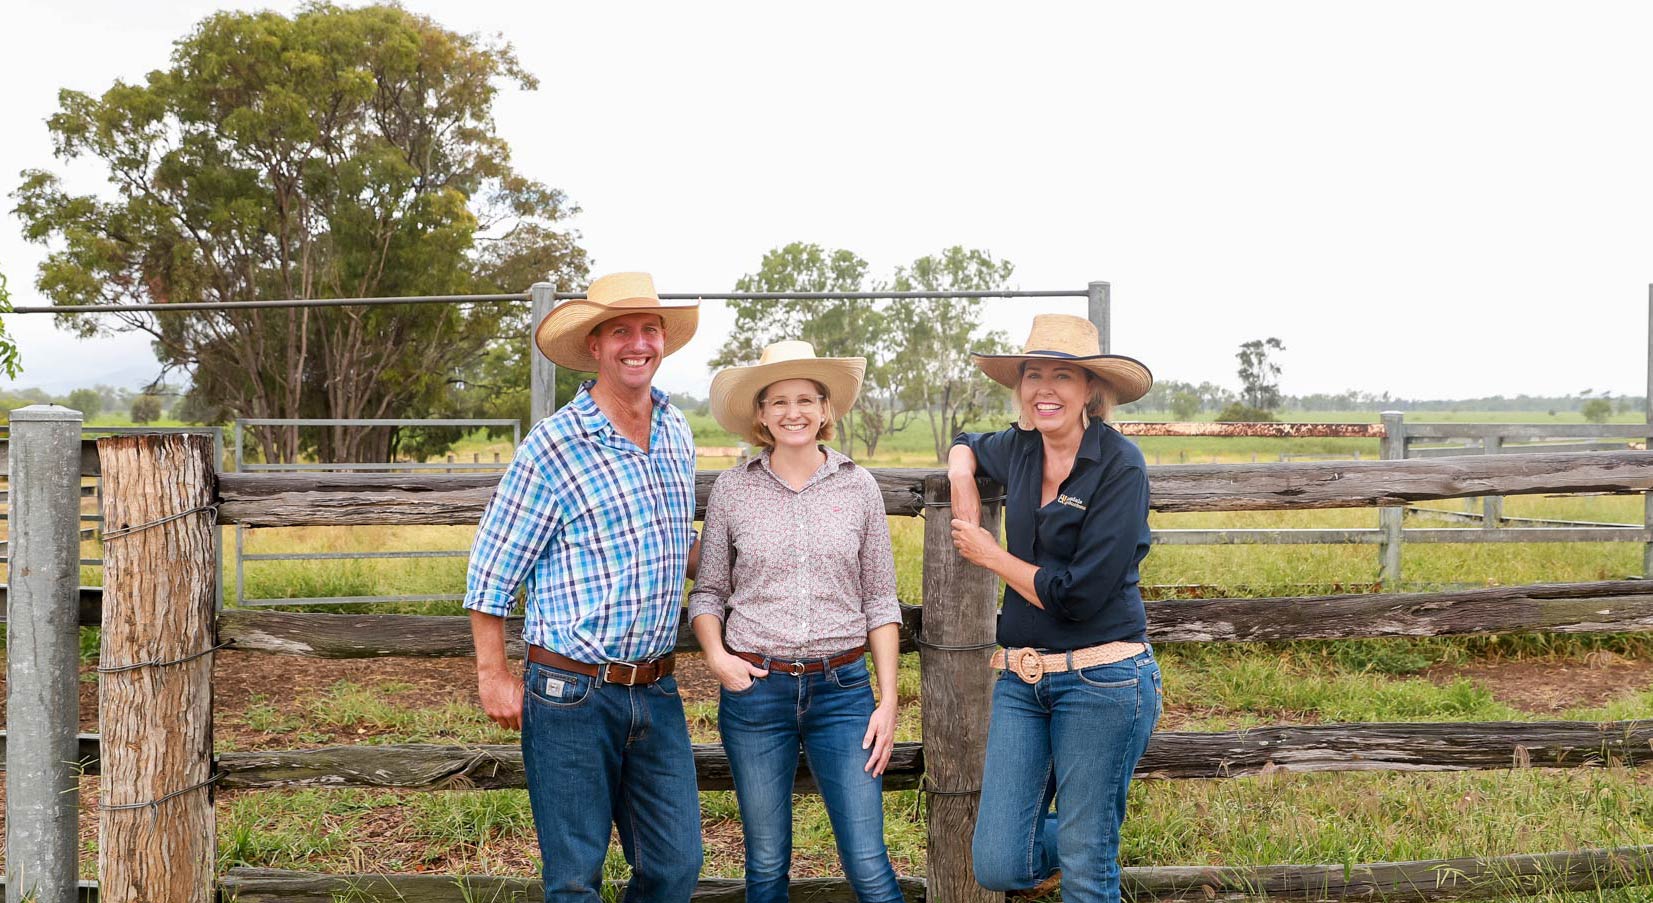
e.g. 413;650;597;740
13;3;586;463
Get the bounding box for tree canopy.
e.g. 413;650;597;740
12;2;586;462
714;243;1013;460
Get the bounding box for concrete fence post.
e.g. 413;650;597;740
1645;287;1653;578
1087;281;1111;355
1482;435;1504;529
5;405;85;903
530;282;557;424
1379;411;1406;587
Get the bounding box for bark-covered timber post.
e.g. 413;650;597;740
5;405;85;903
919;473;1004;903
97;433;218;902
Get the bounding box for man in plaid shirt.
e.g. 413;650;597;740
465;272;704;903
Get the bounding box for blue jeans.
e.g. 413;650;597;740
521;660;704;903
718;654;904;903
972;648;1162;903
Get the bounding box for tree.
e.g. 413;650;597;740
711;243;907;456
1236;338;1286;411
890;247;1016;462
1216;402;1275;422
1582;398;1613;424
66;388;103;419
0;270;19;380
13;4;585;464
130;395;162;424
1170;391;1201;421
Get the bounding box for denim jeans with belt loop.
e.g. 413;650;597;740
718;653;905;903
521;659;704;903
972;647;1162;903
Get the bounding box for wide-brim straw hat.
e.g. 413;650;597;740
972;314;1153;405
709;341;866;446
533;272;700;370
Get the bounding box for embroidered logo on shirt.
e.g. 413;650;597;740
1056;494;1087;511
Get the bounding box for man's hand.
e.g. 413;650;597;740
478;667;524;731
706;650;768;692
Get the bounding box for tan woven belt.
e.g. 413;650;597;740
991;642;1147;685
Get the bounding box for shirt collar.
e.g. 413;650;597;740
745;444;856;487
1078;419;1106;463
571;380;670;437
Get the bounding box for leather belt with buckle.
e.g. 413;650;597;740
731;645;867;677
528;645;675;686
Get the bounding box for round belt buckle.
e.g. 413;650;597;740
1013;649;1045;684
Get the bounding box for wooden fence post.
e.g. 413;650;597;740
530;282;557;423
97;434;218;902
6;405;84;903
920;474;1003;903
1379;411;1405;586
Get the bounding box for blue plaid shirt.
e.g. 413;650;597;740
464;383;697;664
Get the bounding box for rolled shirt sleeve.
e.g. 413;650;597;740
1032;461;1150;622
686;474;735;624
463;447;563;618
952;427;1019;486
857;470;902;633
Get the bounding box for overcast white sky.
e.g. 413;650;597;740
4;1;1652;401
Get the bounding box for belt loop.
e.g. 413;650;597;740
1064;650;1075;672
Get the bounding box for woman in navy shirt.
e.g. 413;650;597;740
948;314;1162;903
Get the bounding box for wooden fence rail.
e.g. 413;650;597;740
21;716;1650;788
215;449;1653;524
11;431;1653;902
215;846;1653;902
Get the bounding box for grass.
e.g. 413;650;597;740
21;412;1653;896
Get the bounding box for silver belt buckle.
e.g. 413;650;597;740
605;661;642;686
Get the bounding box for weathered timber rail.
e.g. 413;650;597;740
214;846;1653;902
10;424;1653;901
25;717;1649;786
28;577;1653;641
214;450;1653;524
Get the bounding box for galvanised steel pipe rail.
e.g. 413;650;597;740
11;288;1089;314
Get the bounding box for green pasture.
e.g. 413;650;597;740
18;414;1653;897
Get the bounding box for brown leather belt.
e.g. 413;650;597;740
528;645;676;687
731;645;867;676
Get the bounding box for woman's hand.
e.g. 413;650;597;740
951;518;1002;568
707;649;768;692
862;700;898;775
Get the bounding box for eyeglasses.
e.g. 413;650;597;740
763;394;824;415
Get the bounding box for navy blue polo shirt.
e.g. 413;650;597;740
953;421;1150;650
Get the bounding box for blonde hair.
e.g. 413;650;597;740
1015;369;1112;431
751;379;837;449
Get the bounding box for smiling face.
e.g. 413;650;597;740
1017;360;1095;435
587;312;667;393
755;377;831;450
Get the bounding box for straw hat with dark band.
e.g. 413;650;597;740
533;272;700;370
709;341;866;446
972;314;1153;405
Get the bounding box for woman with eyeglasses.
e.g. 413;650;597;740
688;340;905;903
